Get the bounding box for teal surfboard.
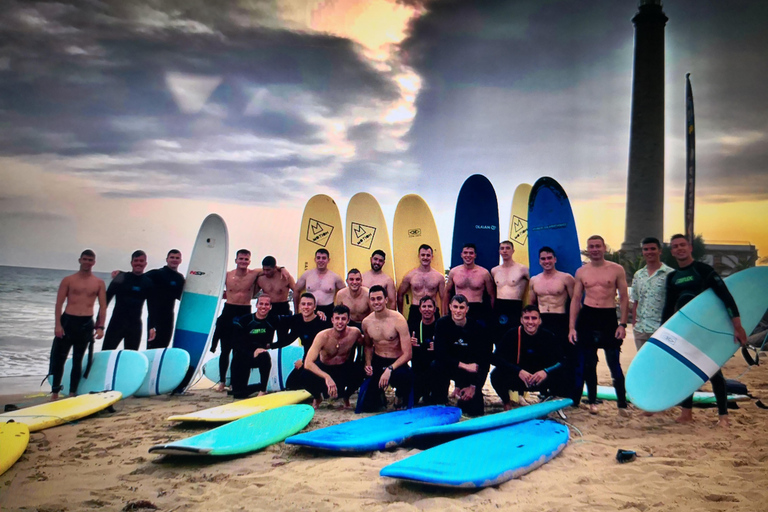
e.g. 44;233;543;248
626;267;768;412
50;350;148;398
135;348;190;397
150;404;314;456
527;177;581;276
202;345;303;391
381;419;569;488
173;214;228;392
285;406;462;452
451;174;500;271
583;385;749;405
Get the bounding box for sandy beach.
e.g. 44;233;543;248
2;337;767;512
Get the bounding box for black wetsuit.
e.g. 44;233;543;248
357;353;414;413
277;314;331;390
230;314;275;398
466;301;493;327
662;261;740;415
540;312;575;399
316;303;335;320
211;303;252;383
493;298;523;339
300;358;367;402
145;266;184;349
48;313;95;394
491;326;565;402
429;316;492;416
573;306;626;408
102;272;154;351
407;316;437;404
267;301;292;343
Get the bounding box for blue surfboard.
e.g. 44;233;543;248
381;419;569;488
202;345;304;392
173;214;228;392
51;350;148;398
527;177;581;276
451;174;500;271
285;406;462;452
135;348;190;397
626;267;768;412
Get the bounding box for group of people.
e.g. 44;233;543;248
48;232;749;426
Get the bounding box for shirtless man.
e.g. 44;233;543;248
295;248;345;319
568;235;630;415
359;285;413;412
255;255;296;341
49;250;107;400
444;243;495;325
335;269;371;327
301;305;366;408
491;241;529;336
397;244;445;323
362;250;396;309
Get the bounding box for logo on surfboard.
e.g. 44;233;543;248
475;224;497;230
189;270;206;276
407;228;422;238
306;218;334;247
350;222;376;249
511;215;528;245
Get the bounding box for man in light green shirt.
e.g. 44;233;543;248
631;237;673;351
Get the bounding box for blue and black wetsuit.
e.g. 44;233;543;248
662;261;740;416
145;266;184;349
102;272;154;351
407;316;437;404
275;314;330;390
230;314;275;398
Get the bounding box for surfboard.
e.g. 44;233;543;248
582;385;749;405
392;194;445;320
285;406;462;452
167;390;311;422
626;267;768;412
381;419;569;488
135;348;190;397
527;177;582;277
451;174;500;271
201;345;303;391
150;404;314;456
173;214;229;393
297;195;345;278
509;184;532;267
49;350;148;398
406;398;572;446
345;192;395;282
0;391;122;432
0;422;29;476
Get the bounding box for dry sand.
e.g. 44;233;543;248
2;337;767;512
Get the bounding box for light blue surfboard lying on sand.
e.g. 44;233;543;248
50;349;148;398
135;348;190;397
626;267;768;412
381;419;569;488
202;345;303;391
583;385;749;405
285;406;462;452
149;404;314;456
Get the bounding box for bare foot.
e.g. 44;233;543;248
676;409;693;423
618;408;631;417
50;393;60;401
589;404;599;415
312;398;323;409
257;391;266;397
523;392;539;404
518;396;530;406
343;398;352;409
213;382;225;392
716;415;730;428
503;402;514;412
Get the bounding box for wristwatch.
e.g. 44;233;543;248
619;323;627;328
386;365;394;372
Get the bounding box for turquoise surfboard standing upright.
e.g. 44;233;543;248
626;267;768;412
451;174;500;271
173;214;229;393
527;177;581;276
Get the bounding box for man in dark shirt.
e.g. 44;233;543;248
491;305;566;410
280;293;331;390
428;294;492;416
144;249;185;349
407;296;438;405
102;250;155;351
662;234;747;427
231;294;276;399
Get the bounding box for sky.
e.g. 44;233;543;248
1;0;767;275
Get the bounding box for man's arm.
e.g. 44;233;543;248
660;272;676;323
704;265;747;345
54;278;69;338
95;281;107;339
442;270;455;310
361;320;374;375
565;274;575;300
396;273;411;313
484;270;495;309
568;271;584;344
294;273;307;310
334;273;346;292
379;316;413;388
386;278;397;310
615;265;629;339
528;277;538;306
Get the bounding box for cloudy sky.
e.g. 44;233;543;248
1;0;766;273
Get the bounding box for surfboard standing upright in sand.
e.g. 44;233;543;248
527;177;581;277
451;174;500;271
345;192;395;280
298;195;345;277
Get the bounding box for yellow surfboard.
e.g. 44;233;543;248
167;390;311;422
0;422;29;476
392;194;444;320
0;391;122;432
345;192;395;280
297;195;345;278
509;183;532;267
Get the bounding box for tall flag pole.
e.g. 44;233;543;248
684;73;696;242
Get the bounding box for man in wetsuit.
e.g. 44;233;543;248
408;296;438;405
359;285;413;412
300;305;366;408
230;294;275;399
429;294;493;416
491;241;529;337
295;248;345;319
49;250;107;400
568;235;630;415
280;293;331;390
144;249;185;349
255;255;296;342
491;306;566;410
444;243;495;326
396;244;445;323
362;250;396;309
662;234;747;427
102;250;155;351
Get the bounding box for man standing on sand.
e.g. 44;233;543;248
362;250;396;309
491;241;529;336
335;269;371;329
569;236;630;415
408;296;438;405
662;234;747;427
631;237;673;351
397;244;445;323
102;250;155;351
359;285;413;412
48;250;107;400
295;248;345;319
300;305;366;408
444;243;495;325
255;255;296;341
